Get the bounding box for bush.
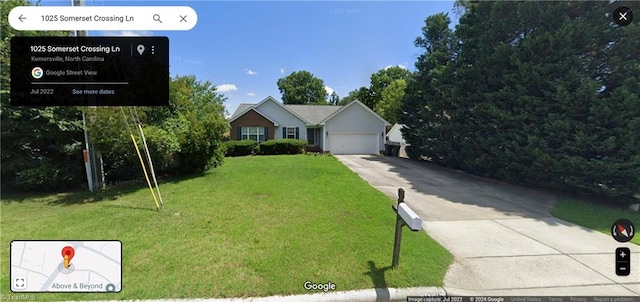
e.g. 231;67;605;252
259;140;277;155
11;159;84;191
260;139;307;155
225;140;259;156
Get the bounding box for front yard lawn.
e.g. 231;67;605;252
552;197;640;245
1;155;452;300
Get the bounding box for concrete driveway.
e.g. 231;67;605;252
336;155;640;296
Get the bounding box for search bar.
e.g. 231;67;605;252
8;6;197;31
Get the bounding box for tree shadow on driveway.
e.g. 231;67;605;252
337;154;564;223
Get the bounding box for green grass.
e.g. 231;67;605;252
1;155;452;300
552;197;640;245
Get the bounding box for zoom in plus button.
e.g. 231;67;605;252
615;247;631;276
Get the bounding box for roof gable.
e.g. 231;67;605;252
321;100;390;126
254;96;309;124
386;123;406;135
229;103;253;121
228;106;279;126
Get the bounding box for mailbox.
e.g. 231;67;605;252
398;203;422;231
391;188;424;268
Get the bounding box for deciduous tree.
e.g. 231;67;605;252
277;70;328;105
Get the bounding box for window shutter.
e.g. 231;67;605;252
264;127;268;140
282;127;286;138
237;127;241;140
295;127;299;139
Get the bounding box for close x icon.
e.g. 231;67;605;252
613;6;633;26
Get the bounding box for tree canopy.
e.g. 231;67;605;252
88;75;228;180
341;66;412;122
277;70;328;105
401;1;640;198
1;0;85;190
1;0;229;191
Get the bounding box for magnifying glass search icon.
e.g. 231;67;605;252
153;14;162;23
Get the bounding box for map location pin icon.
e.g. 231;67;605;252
137;44;145;55
61;246;75;269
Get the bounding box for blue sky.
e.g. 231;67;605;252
39;1;457;115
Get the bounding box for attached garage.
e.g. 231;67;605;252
330;132;379;155
230;97;390;155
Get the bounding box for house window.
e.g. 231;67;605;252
241;127;265;142
286;127;296;139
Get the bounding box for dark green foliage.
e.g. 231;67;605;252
277;71;328;105
277;139;308;154
225;140;259;157
402;1;640;199
340;87;372;107
259;140;277;155
87;75;228;181
329;92;341;105
1;0;85;191
161;75;228;172
260;139;308;155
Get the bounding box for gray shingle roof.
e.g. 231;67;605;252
230;104;253;120
230;102;344;125
284;105;343;125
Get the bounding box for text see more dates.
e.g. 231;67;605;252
11;36;168;106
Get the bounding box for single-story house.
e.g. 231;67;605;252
229;96;390;154
386;123;407;146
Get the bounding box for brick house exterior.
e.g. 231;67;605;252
229;109;276;141
229;96;389;154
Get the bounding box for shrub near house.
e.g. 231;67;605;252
225;139;307;157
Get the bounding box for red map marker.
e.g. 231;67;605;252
61;246;75;269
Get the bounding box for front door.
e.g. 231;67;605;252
307;128;316;145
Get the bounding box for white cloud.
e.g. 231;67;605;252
217;84;238;93
245;69;258;76
384;64;408;70
324;86;334;95
279;68;285;75
246;92;256;97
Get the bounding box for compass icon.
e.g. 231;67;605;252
611;219;635;242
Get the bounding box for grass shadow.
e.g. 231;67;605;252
2;182;149;206
44;183;149;206
159;171;211;185
102;204;159;212
363;260;393;301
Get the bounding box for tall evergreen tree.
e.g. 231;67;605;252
399;12;457;162
403;1;639;197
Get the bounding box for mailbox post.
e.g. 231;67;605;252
391;188;422;268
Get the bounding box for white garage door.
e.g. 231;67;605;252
330;133;379;155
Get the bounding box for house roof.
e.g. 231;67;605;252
321;100;391;126
284;105;343;125
228;105;279;126
230;103;253;120
254;96;309;124
228;98;389;127
386;123;406;135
